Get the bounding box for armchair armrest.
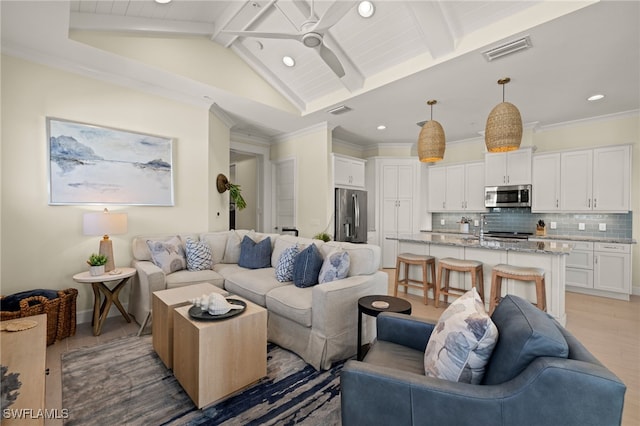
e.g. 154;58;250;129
376;312;435;352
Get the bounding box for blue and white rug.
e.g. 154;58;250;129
62;335;343;425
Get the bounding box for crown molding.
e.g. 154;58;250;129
534;109;640;133
272;122;330;144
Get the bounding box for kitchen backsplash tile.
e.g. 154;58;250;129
432;209;632;239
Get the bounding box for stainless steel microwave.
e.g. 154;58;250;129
485;184;532;208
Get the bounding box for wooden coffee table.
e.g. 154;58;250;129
152;283;228;369
172;297;267;408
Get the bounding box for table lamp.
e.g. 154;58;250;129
83;208;128;273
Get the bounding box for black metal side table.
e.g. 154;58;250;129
357;295;412;361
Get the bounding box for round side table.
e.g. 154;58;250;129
73;267;136;336
357;295;412;361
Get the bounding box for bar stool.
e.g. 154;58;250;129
394;253;436;305
435;258;484;308
489;264;546;315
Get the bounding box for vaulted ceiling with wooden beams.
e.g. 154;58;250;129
3;1;639;146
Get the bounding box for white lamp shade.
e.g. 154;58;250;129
83;210;128;237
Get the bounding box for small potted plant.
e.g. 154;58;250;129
87;253;108;276
313;232;332;242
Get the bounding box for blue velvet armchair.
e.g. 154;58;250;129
341;294;626;426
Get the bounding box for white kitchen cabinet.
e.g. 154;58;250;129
532;152;561;212
594;243;631;296
533;238;632;300
484;147;532;186
560;145;631;212
381;162;417;268
427;161;485;212
334;154;365;188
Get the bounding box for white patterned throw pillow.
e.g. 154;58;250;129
185;238;213;271
275;245;299;282
423;288;498;384
318;250;350;283
146;236;187;274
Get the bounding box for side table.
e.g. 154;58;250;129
72;267;136;336
357;295;412;361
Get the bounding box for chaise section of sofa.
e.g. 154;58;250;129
128;230;387;370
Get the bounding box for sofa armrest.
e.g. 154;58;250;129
376;312;435;352
128;260;166;323
311;271;388;338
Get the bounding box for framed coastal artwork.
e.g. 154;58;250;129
47;118;174;206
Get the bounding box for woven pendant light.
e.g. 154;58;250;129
485;77;522;152
418;100;445;162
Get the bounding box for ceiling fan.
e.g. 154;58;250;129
222;0;356;78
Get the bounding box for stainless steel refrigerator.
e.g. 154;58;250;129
334;188;367;243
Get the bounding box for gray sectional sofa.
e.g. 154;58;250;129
129;229;388;370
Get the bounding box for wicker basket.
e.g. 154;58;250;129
0;288;77;345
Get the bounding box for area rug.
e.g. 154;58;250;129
62;335;344;425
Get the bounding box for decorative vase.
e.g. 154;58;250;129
89;265;105;276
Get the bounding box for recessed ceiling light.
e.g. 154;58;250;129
587;94;605;101
358;1;375;18
282;56;295;67
377;125;386;130
154;0;172;4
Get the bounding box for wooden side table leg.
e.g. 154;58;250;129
91;283;102;335
111;279;132;323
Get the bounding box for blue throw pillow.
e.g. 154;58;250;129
275;245;299;282
318;251;350;283
292;244;323;288
238;235;272;269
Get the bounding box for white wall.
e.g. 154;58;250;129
235;156;258;230
0;55;229;314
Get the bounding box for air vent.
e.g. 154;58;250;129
482;36;532;61
327;105;352;115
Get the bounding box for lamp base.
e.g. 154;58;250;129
99;238;115;273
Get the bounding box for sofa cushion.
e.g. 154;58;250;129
482;294;569;385
146;236;187;274
238;235;272;269
272;235;321;266
223;230;255;264
275;244;299;282
423;288;498;384
292;244;323;288
318;250;350;283
223;268;288;307
212;263;245;279
165;269;224;289
185;238;213;271
323;242;380;276
265;284;313;327
200;231;229;265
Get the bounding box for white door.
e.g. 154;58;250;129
273;158;296;233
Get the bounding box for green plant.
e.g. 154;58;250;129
313;232;331;242
87;253;108;266
227;182;247;211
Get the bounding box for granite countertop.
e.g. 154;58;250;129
391;233;573;255
420;230;636;245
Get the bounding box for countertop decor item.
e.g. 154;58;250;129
418;99;445;162
485;77;522;152
536;219;547;236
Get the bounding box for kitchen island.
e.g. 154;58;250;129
388;234;572;325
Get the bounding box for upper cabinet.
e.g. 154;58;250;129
532;152;561;211
334;154;365;188
560;145;631;212
484;147;532;186
428;161;486;212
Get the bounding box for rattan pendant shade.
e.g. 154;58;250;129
485;78;522;152
418;100;445;162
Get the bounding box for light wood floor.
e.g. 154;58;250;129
43;269;639;425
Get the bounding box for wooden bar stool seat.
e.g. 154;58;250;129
435;258;484;308
489;264;546;315
394;253;436;305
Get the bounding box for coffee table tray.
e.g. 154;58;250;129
188;299;246;321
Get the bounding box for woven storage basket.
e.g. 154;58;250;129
56;288;78;340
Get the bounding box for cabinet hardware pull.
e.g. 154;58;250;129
594;198;597;208
556;199;559;208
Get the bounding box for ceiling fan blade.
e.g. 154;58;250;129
318;44;345;78
313;1;357;33
222;30;302;41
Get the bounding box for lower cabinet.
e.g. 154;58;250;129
533;239;632;300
